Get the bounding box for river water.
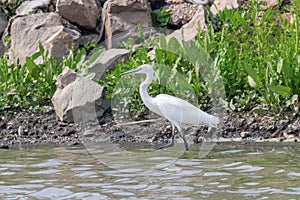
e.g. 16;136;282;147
0;142;299;199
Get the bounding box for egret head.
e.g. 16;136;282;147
121;64;154;76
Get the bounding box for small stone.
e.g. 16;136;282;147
0;144;9;149
240;131;250;138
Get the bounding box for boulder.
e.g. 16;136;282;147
210;0;239;15
9;12;81;64
104;0;152;47
89;48;129;80
56;0;101;30
52;67;109;122
16;0;51;15
56;67;79;89
165;2;199;27
166;5;207;43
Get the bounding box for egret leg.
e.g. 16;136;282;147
156;123;176;150
174;123;189;151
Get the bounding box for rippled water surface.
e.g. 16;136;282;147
0;142;299;199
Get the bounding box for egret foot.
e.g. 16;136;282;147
155;132;175;150
181;135;189;151
155;132;189;151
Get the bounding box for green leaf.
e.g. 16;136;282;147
167;37;181;54
85;47;105;68
38;42;45;54
270;85;291;96
31;51;42;61
244;66;262;87
74;48;86;68
234;11;249;28
160;34;167;50
25;57;39;79
282;64;293;79
224;9;238;28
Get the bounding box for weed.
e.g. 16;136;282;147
151;7;172;28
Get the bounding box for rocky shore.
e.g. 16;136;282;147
0;0;299;149
0;105;298;149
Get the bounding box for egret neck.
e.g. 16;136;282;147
139;68;155;110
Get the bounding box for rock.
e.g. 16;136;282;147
258;0;278;9
57;0;101;30
0;10;8;56
89;48;129;80
165;5;207;43
210;0;239;15
9;12;81;64
165;2;199;27
52;67;109;122
56;67;79;89
0;11;8;35
240;131;251;138
104;0;152;47
16;0;51;15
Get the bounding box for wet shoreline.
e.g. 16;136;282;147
0;107;299;149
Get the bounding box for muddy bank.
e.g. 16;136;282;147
0;106;299;149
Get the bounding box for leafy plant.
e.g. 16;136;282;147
0;42;105;111
151;7;172;28
198;1;300;113
2;0;25;17
0;43;59;110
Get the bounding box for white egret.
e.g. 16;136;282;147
121;64;219;151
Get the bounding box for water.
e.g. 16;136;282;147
0;142;299;199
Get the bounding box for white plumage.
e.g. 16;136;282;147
121;64;219;150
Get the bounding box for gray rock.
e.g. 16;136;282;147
57;0;101;30
89;48;129;80
166;5;207;43
56;67;79;89
210;0;239;15
104;0;152;48
16;0;51;15
52;67;109;122
0;11;8;35
0;11;8;57
9;12;81;64
165;2;199;27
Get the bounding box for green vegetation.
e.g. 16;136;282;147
0;43;104;111
0;1;299;117
0;44;58;110
2;0;25;17
104;1;300;117
151;7;172;28
202;1;300;113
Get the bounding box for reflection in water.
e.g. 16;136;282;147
0;142;299;199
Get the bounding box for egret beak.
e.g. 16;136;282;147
121;68;140;76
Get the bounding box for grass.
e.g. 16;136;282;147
0;1;299;117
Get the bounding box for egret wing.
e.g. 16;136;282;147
154;94;219;127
